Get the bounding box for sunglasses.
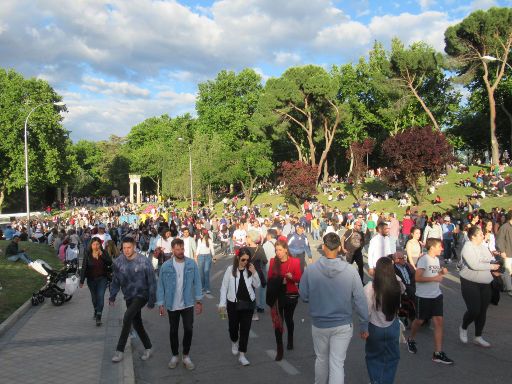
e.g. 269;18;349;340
240;258;249;262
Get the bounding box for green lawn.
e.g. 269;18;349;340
0;241;61;323
209;165;512;218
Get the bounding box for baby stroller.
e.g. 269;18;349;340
30;259;79;306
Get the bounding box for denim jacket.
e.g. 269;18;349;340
156;257;203;310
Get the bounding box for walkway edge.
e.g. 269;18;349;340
0;298;32;337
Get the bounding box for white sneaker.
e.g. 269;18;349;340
168;355;179;369
239;354;250;366
183;355;195;370
232;342;239;356
459;326;468;344
112;351;124;363
140;348;152;361
252;313;259;321
473;337;491;348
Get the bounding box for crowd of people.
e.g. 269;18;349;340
2;195;512;384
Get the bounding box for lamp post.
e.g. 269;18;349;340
178;137;193;211
481;55;512;71
24;101;65;234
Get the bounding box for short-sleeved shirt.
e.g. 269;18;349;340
415;255;442;299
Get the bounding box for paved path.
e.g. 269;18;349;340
1;239;512;384
0;279;133;384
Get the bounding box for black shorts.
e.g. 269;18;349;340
415;295;443;320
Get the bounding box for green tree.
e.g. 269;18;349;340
196;69;262;146
0;68;72;212
227;141;273;205
255;65;341;181
389;38;459;132
445;7;512;164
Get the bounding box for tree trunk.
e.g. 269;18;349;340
322;159;329;183
0;187;4;214
408;82;439;131
157;176;160;197
347;146;354;178
488;90;500;165
207;184;214;207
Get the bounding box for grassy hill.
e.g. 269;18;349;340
209;165;512;218
0;241;61;323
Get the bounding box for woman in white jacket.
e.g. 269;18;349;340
218;247;260;366
459;226;500;347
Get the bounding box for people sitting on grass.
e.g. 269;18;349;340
5;235;33;264
433;195;442;205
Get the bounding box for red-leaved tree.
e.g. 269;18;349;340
346;138;375;199
279;161;319;206
382;126;455;204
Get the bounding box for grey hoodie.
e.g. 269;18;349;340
299;256;368;332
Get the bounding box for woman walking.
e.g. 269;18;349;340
80;237;113;326
364;257;403;384
405;227;423;268
196;229;215;294
459;226;500;347
268;240;301;361
218;247;260;366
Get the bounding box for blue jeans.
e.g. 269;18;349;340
197;254;212;292
443;239;453;261
7;252;32;264
312;229;320;240
87;276;108;316
365;319;400;384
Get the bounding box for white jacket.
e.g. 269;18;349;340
219;266;261;307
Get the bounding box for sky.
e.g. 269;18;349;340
1;0;511;142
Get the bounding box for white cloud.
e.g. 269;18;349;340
274;52;302;66
82;76;150;97
59;89;196;141
369;11;456;52
315;20;372;51
418;0;437;11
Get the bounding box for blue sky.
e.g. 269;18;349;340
0;0;510;141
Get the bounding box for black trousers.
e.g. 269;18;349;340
117;297;152;352
461;277;492;337
350;251;364;283
168;306;194;356
275;295;298;344
294;252;306;272
227;301;254;353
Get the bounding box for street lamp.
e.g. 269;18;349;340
481;55;512;71
178;137;193;211
24;101;65;234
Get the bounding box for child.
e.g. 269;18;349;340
406;238;454;365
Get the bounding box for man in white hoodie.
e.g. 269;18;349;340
299;233;369;384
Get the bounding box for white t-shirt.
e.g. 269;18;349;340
158;237;173;254
183;237;193;258
415;254;442;299
367;234;392;269
172;259;186;311
95;232;112;248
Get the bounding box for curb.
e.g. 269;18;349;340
0;298;32;338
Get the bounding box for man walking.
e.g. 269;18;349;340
367;222;392;277
299;233;369;384
496;210;512;295
288;223;312;272
109;237;156;363
157;238;203;370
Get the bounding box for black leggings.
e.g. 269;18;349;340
461;277;492;337
227;301;254;353
275;295;298;344
117;297;152;352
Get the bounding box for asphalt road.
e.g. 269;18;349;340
132;241;512;384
